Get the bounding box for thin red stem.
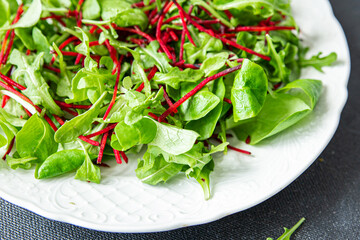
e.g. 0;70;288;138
172;0;196;46
233;26;296;32
103;56;124;120
2;137;15;160
156;2;175;61
59;36;79;50
136;66;158;92
54;100;92;109
114;149;122;164
120;151;128;164
85;123;118;138
0;73;26;90
97;131;109;164
159;64;242;121
223;98;232;104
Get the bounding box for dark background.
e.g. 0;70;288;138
1;0;359;239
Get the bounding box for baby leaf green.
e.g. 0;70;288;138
16;114;58;162
231;59;268;121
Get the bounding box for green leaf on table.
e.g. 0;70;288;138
6;155;38;170
267;218;305;240
111;117;157;152
16;114;58;162
231;59;268;121
232;79;322;144
55;92;107;143
9;50;63;116
36;149;85;179
0;0;42;30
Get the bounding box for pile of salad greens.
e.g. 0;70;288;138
0;0;336;199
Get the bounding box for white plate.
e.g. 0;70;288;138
0;0;350;233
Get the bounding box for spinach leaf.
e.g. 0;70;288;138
9;50;63;116
0;108;27;127
231;59;268;121
55;92;107;143
0;0;10;27
6;156;38;170
186;78;226;139
179;82;220;121
16;114;58;162
36;149;85;179
82;0;101;20
200;52;229;77
33;27;52;63
232;79;322;144
0;116;16;148
111;117;157;151
1;0;42;30
15;28;35;50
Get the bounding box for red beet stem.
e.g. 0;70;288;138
1;95;10;108
104;40;118;67
114;149;122;164
132;0;156;7
0;73;26;90
103;55;124;120
223;97;232;104
54;100;92;109
136;66;158;92
120;151;128;163
227;144;251;155
159;64;242;122
172;0;196;46
163;15;180;24
156;2;175;61
2;137;15;160
161;86;177;113
59;36;79;50
85;123;118;138
233;26;296;32
179;28;186;61
97;131;109;164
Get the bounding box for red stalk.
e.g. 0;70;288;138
224;10;233;20
114;149;122;164
1;31;15;64
54;100;92;109
223;98;232;104
1;95;10;108
132;0;156;7
233;26;296;32
227;144;251;155
53;115;99;146
104;40;118;67
61;107;78;116
168;30;179;41
97;131;109;164
59;36;79;50
74;54;83;65
162;86;177;113
159;64;242;122
50;13;66;27
163;15;180;24
103;55;124;120
156;2;175;61
0;73;26;90
2;137;15;160
245;136;251;144
172;0;196;46
89;25;98;34
120;151;128;163
136;66;158;92
179;28;186;61
85;123;118;138
114;26;155;42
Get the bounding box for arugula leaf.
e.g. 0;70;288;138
138;41;172;73
231;59;268;121
32;27;52;63
0;108;27;127
1;0;42;30
55;92;107;143
36;149;85;179
16;114;58;162
9;50;63;116
300;51;337;73
0;116;16;149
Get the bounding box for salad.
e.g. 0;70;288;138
0;0;336;199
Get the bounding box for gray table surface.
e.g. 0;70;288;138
1;0;359;239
